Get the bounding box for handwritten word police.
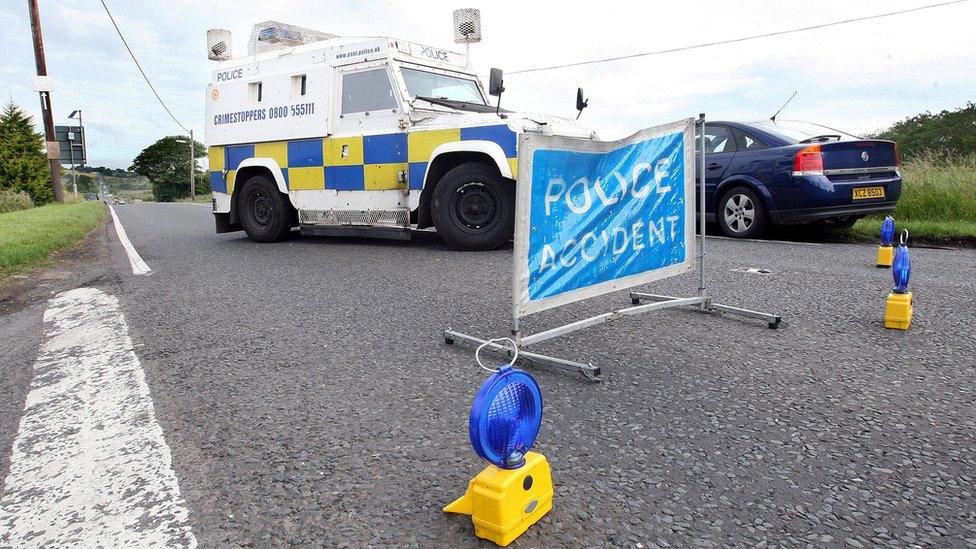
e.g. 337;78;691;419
537;158;680;272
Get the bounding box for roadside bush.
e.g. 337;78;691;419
0;189;34;213
872;102;976;159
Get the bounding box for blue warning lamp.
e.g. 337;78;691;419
892;240;911;294
880;216;895;246
445;360;554;545
468;365;543;469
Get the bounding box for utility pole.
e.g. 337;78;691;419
28;0;64;203
189;129;195;198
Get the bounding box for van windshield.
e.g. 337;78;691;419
401;68;485;105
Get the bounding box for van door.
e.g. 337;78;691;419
329;63;409;212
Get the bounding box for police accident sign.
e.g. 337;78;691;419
512;118;697;317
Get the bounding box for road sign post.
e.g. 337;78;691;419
444;116;781;380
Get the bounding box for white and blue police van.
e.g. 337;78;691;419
205;19;595;250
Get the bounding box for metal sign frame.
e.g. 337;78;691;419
444;115;781;381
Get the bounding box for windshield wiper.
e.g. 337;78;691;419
415;96;459;108
799;134;842;143
414;96;497;113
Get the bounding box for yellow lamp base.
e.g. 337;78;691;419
884;291;913;330
876;245;894;268
444;451;553;547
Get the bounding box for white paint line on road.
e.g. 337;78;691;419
108;204;151;275
0;287;197;548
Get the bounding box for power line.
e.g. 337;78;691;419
98;0;189;133
510;0;972;75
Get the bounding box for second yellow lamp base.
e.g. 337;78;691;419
876;245;894;268
884;291;913;330
444;451;554;547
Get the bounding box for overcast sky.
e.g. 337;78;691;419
3;0;974;168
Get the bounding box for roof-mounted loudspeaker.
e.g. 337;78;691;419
453;9;482;44
207;29;232;61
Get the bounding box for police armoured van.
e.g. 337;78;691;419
205;14;594;250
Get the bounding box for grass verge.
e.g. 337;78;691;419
0;200;106;280
849;217;976;246
842;153;976;246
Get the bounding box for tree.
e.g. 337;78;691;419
76;173;96;194
871;102;976;159
195;170;211;194
129;135;205;201
0;101;53;204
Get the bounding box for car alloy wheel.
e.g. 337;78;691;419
723;193;756;234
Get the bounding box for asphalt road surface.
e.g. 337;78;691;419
2;202;976;548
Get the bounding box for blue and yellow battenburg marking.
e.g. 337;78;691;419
209;125;518;194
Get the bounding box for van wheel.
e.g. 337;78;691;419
239;175;292;242
431;163;515;251
717;186;767;238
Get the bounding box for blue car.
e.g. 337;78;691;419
698;120;901;238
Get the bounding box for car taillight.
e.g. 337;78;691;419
894;142;901;166
792;144;823;176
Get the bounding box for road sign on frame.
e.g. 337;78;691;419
443;115;781;381
512;118;697;318
54;125;86;164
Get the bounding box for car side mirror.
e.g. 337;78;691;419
576;87;588;119
489;68;505;97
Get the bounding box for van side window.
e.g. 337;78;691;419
341;68;397;114
248;82;263;105
291;74;307;98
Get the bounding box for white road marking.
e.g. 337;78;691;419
108;204;151;275
0;287;197;548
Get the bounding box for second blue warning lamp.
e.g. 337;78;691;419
880;216;896;246
876;216;896;267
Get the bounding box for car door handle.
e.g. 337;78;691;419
707;163;722;170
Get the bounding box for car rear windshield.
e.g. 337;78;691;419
401;68;485;105
750;120;860;143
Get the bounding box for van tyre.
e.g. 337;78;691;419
239;175;293;242
717;186;767;238
431;163;515;251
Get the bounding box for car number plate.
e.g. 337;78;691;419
853;186;885;200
